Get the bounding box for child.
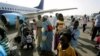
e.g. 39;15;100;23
57;29;76;56
26;31;33;49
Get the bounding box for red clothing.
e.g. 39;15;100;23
96;36;100;43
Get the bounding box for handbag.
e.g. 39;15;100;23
47;25;53;31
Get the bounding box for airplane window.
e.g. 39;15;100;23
9;8;10;10
0;7;1;9
10;8;11;10
11;8;12;10
5;7;6;10
3;7;5;10
3;7;5;9
7;8;9;10
2;7;4;9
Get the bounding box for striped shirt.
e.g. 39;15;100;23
0;38;10;56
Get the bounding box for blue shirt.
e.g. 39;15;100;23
70;26;80;48
95;14;100;27
0;45;7;56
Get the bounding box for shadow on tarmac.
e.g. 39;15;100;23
78;37;98;54
20;49;34;56
79;37;96;45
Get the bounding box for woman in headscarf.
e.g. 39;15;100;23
54;13;65;50
40;15;53;55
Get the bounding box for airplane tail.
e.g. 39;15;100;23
35;0;44;10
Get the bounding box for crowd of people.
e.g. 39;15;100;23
0;12;100;56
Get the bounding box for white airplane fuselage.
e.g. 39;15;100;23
0;0;43;28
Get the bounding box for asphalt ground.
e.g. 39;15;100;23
7;20;98;56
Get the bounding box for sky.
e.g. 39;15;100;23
0;0;100;15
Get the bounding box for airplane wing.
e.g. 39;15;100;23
38;8;77;13
25;8;77;16
24;8;77;17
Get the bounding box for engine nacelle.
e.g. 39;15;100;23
0;13;25;28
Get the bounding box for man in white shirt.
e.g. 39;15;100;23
82;15;88;32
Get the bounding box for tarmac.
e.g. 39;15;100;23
7;20;98;56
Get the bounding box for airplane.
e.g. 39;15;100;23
0;0;44;28
0;0;77;29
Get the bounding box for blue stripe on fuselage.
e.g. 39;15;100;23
0;10;13;14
